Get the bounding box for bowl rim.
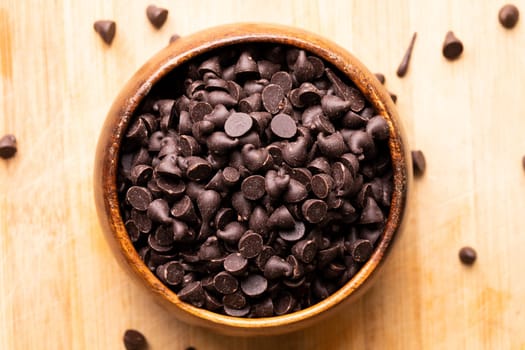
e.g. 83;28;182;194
95;22;409;333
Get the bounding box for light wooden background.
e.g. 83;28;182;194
1;0;525;349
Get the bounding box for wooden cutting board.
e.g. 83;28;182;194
1;0;524;348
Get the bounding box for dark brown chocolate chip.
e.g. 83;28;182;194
158;261;184;286
232;191;253;221
253;298;274;317
248;206;269;235
238;93;262;113
93;20;116;45
282;179;308;203
311;173;334;199
241;144;272;172
347;130;374;157
459;246;477;265
123;329;147;350
125;220;141;243
274;291;296;315
146;5;168;29
217;222;246;244
190;101;213;122
291;239;317;263
198;56;222;77
238;231;264;258
359;197;384;224
292;50;315;83
198;236;222;261
297;82;322;106
179;135;201;157
169;34;180;43
131;209;152;233
288;88;305;108
442;31;463;60
206;132;239;153
366;115;390;140
267;205;294;230
184;156;212;181
213;271;239;294
278;221;306;242
350;239;373;263
499;4;520;28
235;51;259;80
308;56;325;79
196;190;221;223
307;157;331;174
224;253;248;275
270;113;297;139
0;134;17;159
258;60;281;80
241;274;268;297
240;175;265;201
270;71;293;94
223;304;250;317
396;32;417;78
301;199;328;224
178;281;205;307
261;84;285;114
213;207;236;230
282;137;308;167
374;73;386;84
321;95;351;118
224;112;253;138
411;150;426;176
325;68;365;112
264;256;293;279
317;132;346;158
126;186;152;211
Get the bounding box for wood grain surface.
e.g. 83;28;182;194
1;0;525;348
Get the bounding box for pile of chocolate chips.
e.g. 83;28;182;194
117;44;393;317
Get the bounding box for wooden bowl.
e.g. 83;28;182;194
94;23;410;336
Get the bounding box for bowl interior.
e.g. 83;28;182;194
96;23;409;335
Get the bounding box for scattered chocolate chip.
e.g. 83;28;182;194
459;246;477;265
0;134;17;159
411;150;426;176
146;5;168;29
93;20;116;45
123;329;147;350
442;31;464;60
396;32;417;77
374;73;385;84
499;4;519;28
169;34;180;43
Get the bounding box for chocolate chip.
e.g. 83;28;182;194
308;157;331;174
317;132;346;158
411;150;426;176
178;281;205;307
283;179;308;203
396;32;417;78
301;199;328;223
123;329;147;350
270;113;297;139
274;291;296;315
217;222;246;244
196;190;221;223
212;271;238;295
93;20;116;45
0;134;17;159
292;50;315;83
308;56;325;79
238;231;264;258
442;31;463;60
310;173;333;199
459;246;477;265
241;144;272;172
321;95;351;118
169;34;180;43
264;256;293;279
499;4;519;28
261;84;285;114
282;137;309;167
241;274;268;297
224;112;253;138
297;82;322;106
232;191;253;221
349;239;373;263
241;175;266;200
224;253;248;275
359;197;384;224
235;52;259;81
146;5;168;28
291;239;317;263
270;71;293;94
258;60;281;80
366;115;390;140
223;304;250;317
374;73;386;84
206;132;239;153
126;186;152;211
238;93;262;113
158;261;184;286
198;56;222;77
278;220;306;242
325;68;365;112
253;298;274;317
